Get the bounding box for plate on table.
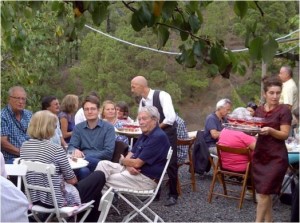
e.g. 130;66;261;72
115;128;142;136
69;158;89;169
223;123;261;134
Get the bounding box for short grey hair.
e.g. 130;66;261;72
282;65;293;78
8;86;26;96
216;98;232;110
232;107;250;117
139;106;160;121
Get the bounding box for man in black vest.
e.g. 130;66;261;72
131;76;178;206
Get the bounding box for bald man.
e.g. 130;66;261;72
131;76;178;206
278;66;298;111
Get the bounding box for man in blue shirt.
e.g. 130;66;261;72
68;95;115;180
95;106;170;191
204;98;232;154
1;86;32;163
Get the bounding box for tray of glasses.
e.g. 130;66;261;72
223;123;262;134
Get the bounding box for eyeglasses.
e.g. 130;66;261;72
10;96;27;102
83;107;98;112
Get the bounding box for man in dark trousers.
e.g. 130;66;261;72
131;76;178;206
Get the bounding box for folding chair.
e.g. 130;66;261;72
113;147;173;222
97;187;114;223
177;138;196;195
5;164;27;190
21;160;94;223
208;144;255;209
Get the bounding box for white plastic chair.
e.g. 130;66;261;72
21;160;94;223
113;147;173;222
5;164;27;190
97;187;114;223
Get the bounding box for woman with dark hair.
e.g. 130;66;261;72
253;76;292;222
116;101;133;123
246;101;258;116
41;96;67;148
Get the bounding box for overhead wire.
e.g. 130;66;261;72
85;24;299;56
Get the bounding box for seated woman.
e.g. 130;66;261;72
101;100;129;144
218;107;256;172
246;101;258;117
116;101;133;123
20;110;105;222
58;94;79;143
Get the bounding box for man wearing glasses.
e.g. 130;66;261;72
1;86;32;164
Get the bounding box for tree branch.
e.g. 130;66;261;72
156;22;211;45
254;1;264;17
122;1;137;12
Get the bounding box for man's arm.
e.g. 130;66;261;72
159;91;176;127
1;136;20;156
210;129;220;140
96;125;116;160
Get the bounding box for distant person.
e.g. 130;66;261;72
75;91;100;125
278;65;298;111
20;110;105;222
58;94;79;143
95;106;169;191
218;107;256;172
41;96;67;148
1;86;32;164
101;100;129;144
68;96;115;180
131;75;178;206
253;76;292;222
246;101;258;117
203;98;232;155
0;176;29;222
176;114;189;165
116;101;134;123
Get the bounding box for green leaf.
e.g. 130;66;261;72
193;41;205;57
75;15;86;30
186;1;199;14
262;37;278;63
189;14;201;33
208;64;219;75
157;26;169;49
249;37;263;60
179;22;191;41
210;44;226;70
233;1;248;19
161;1;177;21
131;12;145;31
184;49;196;68
91;2;108;26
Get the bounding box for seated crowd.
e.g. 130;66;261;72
0;73;298;222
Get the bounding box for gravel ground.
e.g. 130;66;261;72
105;165;291;222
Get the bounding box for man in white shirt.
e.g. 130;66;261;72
278;65;298;111
131;76;178;206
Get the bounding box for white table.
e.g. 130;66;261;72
115;128;142;149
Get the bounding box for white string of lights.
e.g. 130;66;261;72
85;24;299;55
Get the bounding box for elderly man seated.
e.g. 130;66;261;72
95;106;170;190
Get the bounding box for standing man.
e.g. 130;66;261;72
131;76;178;206
278;65;298;111
1;86;32;164
68;95;115;180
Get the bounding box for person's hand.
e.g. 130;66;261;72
126;166;141;175
119;154;124;165
73;149;85;158
259;127;272;135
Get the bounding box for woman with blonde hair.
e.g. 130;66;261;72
58;94;79;143
20;110;105;222
101;100;128;144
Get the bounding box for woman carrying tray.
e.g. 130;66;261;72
253;76;292;222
